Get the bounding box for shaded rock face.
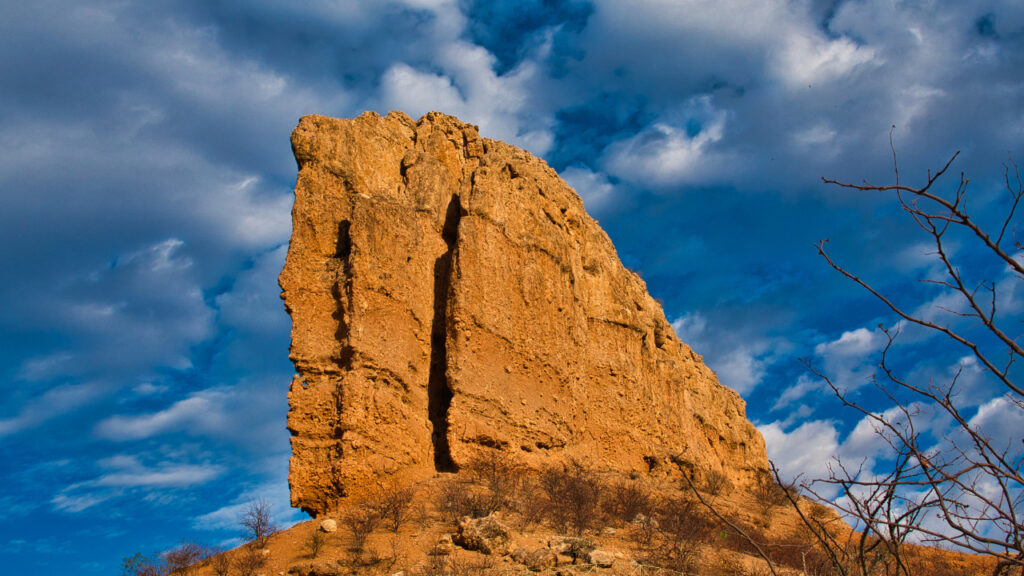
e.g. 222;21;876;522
281;111;768;515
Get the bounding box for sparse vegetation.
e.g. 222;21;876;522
702;469;731;496
436;476;489;525
120;455;1002;576
232;546;266;576
538;459;602;535
606;477;656;526
631;496;712;573
306;528;326;558
371;482;417;533
345;500;381;554
239;498;277;548
121;543;212;576
209;550;230;576
414;551;495;576
162;542;210;575
464;447;529;513
751;470;788;517
121;551;164;576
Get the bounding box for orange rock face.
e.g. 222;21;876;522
281;111;768;515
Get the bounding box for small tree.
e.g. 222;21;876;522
240;498;277;548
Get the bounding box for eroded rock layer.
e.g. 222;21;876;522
281;111;768;515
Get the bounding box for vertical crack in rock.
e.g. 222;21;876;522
429;194;460;472
328;218;354;499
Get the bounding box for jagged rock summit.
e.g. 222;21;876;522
281;111;768;515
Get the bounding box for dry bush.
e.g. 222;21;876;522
436;476;489;525
209;550;230;576
121;552;165;576
239;498;277;548
349;535;402;570
752;471;789;517
464;448;528;513
162;542;210;575
509;473;548;529
306;529;327;559
605;477;656;526
703;469;732;496
538;459;602;535
370;483;417;533
345;502;381;553
633;496;713;573
232;547;266;576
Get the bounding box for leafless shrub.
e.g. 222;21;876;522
510;473;548;528
162;542;210;575
464;448;528;513
752;471;788;517
345;502;381;554
605;477;656;526
436;476;489;525
239;498;277;548
121;552;165;576
634;496;712;573
306;529;326;559
538;459;602;535
232;547;265;576
209;550;230;576
686;149;1024;576
370;482;417;533
703;469;732;496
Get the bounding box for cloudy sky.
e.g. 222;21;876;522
2;0;1022;573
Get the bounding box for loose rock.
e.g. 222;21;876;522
588;550;616;568
454;513;512;555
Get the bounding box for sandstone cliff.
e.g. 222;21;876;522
281;111;768;516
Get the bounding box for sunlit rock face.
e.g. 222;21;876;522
280;111;768;516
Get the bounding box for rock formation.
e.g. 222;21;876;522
281;111;768;516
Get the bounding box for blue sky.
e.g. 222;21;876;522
1;1;1022;573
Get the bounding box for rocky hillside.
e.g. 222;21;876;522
281;111;768;517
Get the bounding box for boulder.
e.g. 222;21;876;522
454;513;512;555
587;550;616;568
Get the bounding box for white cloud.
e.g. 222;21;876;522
92;455;223;488
773;374;820;410
812;326;887;391
0;382;107;438
671;312;708;343
759;419;840;483
560;165;617;214
969;396;1024;447
379;37;554;154
604;96;729;188
95;391;229;441
775;29;877;88
711;347;767;395
670;312;773;394
51;454;224;513
215;245;290;335
37;238;214;376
